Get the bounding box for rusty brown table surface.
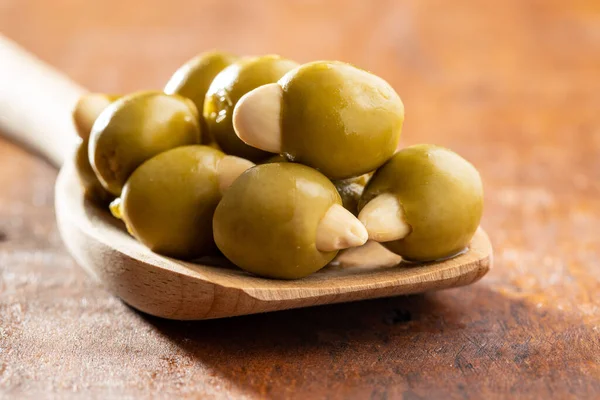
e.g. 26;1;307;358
1;0;599;398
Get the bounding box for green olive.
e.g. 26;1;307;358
120;145;225;259
73;93;120;141
278;61;403;179
164;51;237;144
89;91;201;196
333;173;372;216
213;163;341;279
74;139;113;205
359;144;483;262
204;55;298;162
261;156;370;216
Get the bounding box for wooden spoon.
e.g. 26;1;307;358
0;36;492;320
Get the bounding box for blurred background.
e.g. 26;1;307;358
1;0;599;398
3;0;598;165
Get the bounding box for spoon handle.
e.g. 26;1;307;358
0;35;85;168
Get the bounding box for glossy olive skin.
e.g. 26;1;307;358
279;61;403;180
262;156;370;215
121;145;225;259
359;144;484;262
213;163;341;279
333;173;372;216
89;91;201;196
164;51;237;144
204;55;298;162
74;140;113;205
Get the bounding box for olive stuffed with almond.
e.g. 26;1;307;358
213;163;368;279
112;145;253;259
203;55;298;162
233;60;404;179
358;144;483;262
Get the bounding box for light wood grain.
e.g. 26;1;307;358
56;158;491;319
0;35;84;166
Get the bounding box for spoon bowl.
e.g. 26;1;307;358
56;157;492;320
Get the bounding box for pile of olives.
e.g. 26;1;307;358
73;52;483;280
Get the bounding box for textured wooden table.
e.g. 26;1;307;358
1;0;599;398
